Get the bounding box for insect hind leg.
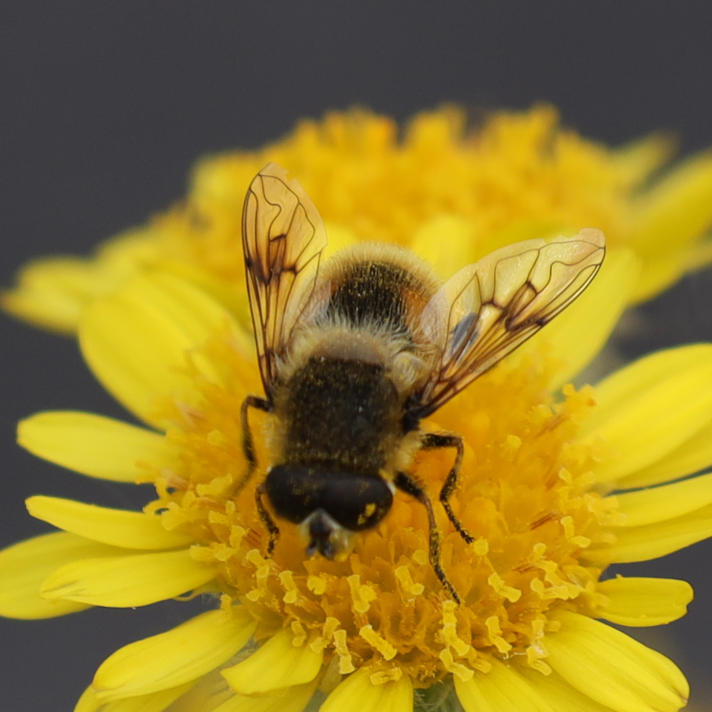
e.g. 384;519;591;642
237;395;273;493
421;432;474;545
394;471;460;603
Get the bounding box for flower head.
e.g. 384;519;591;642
2;230;711;710
4;105;712;334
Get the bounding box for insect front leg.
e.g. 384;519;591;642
255;481;280;554
421;432;474;544
394;471;460;603
237;395;273;493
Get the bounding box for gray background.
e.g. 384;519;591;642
2;2;712;710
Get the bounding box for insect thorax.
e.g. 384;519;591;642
275;355;403;474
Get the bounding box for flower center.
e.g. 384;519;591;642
148;332;610;684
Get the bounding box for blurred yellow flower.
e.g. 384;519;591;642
1;237;710;709
4;105;712;334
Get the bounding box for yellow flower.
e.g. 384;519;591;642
4;105;712;335
1;234;710;711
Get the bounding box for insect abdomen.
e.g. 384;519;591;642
326;261;413;331
318;247;439;336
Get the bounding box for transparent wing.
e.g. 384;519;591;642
414;229;606;417
242;162;328;396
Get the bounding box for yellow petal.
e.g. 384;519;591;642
690;238;712;272
26;496;193;550
633;251;694;305
75;685;103;712
454;659;554;712
595;577;693;627
410;214;478;278
160;668;232;712
1;257;101;335
587;503;712;564
222;628;323;695
79;273;236;428
583;344;712;432
40;548;215;607
611;472;712;527
519;669;616;712
0;532;121;619
93;608;255;701
320;668;413;712
3;229;159;336
18;411;176;483
75;683;192;712
580;344;712;484
628;152;712;300
546;611;688;712
618;418;712;489
211;682;317;712
525;247;639;389
612;133;675;188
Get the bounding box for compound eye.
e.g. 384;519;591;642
264;464;321;524
321;474;393;531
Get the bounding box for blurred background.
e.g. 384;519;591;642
2;2;712;709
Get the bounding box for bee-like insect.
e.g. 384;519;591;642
239;163;605;601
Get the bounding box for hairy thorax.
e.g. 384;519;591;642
273;352;403;475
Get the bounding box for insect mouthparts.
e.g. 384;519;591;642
305;509;337;558
301;509;355;561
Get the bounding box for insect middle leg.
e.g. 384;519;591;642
394;471;460;603
421;432;474;544
237;394;273;493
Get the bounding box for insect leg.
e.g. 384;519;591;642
394;471;460;603
421;432;474;544
255;481;280;554
237;395;273;493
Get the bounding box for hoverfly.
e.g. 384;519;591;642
238;163;604;601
